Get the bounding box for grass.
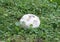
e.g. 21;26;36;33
0;0;60;42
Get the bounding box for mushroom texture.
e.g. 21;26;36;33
20;14;40;28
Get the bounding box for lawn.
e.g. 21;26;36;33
0;0;60;42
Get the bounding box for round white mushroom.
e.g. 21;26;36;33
20;14;40;28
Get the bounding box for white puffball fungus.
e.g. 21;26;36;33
20;14;40;28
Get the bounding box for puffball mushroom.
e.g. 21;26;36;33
20;14;40;28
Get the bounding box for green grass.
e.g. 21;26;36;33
0;0;60;42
